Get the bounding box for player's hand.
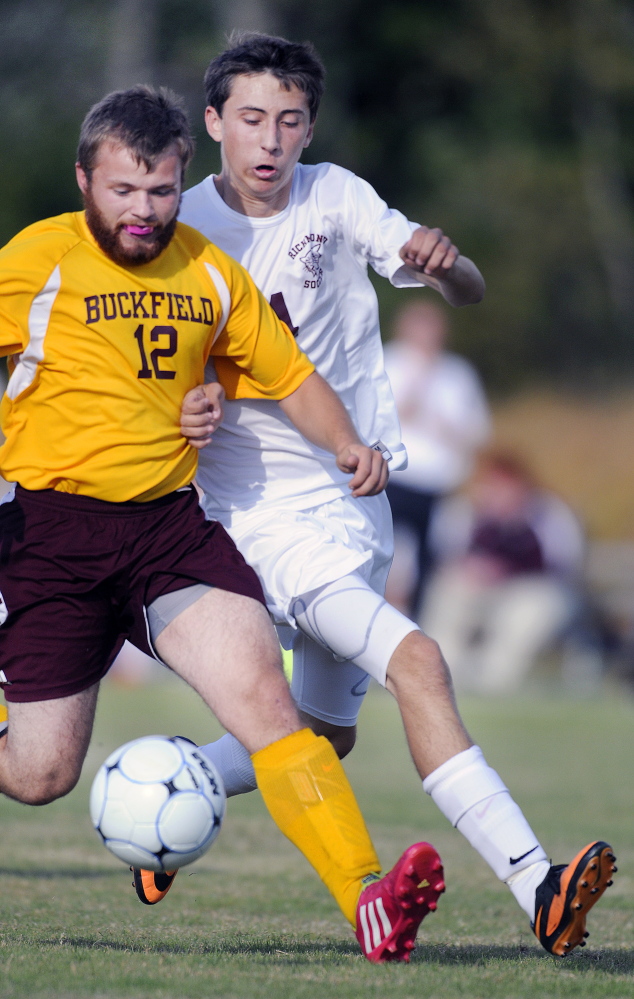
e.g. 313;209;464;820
399;226;459;277
180;382;225;449
336;444;389;497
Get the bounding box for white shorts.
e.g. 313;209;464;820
280;625;373;728
228;492;418;726
229;491;394;625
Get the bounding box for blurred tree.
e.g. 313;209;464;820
267;0;633;391
0;0;103;232
0;0;633;392
105;0;160;91
572;0;634;344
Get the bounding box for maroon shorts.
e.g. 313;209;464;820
0;485;265;703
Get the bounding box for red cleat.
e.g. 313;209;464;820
355;842;445;963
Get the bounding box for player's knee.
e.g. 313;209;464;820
15;766;81;805
329;725;357;759
298;712;357;759
387;630;453;695
245;659;293;711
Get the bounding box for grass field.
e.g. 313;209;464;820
2;677;633;999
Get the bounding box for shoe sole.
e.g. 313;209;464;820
131;867;177;905
364;842;445;963
537;841;617;956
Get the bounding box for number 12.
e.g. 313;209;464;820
133;324;178;380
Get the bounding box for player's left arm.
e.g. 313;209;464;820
278;371;389;497
399;226;485;306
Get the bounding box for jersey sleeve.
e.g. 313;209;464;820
341;172;424;289
0;225;74;358
0;237;38;356
205;250;315;400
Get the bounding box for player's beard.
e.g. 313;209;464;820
82;186;179;266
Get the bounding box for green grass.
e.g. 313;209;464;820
2;678;633;998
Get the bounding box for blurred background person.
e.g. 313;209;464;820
384;301;491;618
108;641;160;686
419;450;598;695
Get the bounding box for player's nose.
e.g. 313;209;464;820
261;122;282;154
130;190;157;220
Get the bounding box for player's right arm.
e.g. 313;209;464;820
0;220;79;359
0;234;53;358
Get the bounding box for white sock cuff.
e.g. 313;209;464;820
422;745;509;827
201;733;257;797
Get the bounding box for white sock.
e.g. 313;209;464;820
506;861;552;920
200;734;257;797
423;745;549;918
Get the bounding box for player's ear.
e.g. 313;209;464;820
205;106;223;143
75;163;89;195
303;119;315;149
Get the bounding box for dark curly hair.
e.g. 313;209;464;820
77;85;195;180
204;32;325;122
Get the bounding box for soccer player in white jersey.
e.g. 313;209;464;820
134;34;616;957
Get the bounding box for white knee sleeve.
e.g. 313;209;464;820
290;574;418;686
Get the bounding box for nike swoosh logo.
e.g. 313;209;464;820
509;846;539;866
475;799;494;820
350;676;370;697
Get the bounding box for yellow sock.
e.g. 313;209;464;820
252;728;381;926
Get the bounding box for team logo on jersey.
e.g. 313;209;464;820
288;233;328;289
0;590;8;627
300;245;324;288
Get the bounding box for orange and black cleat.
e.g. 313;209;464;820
132;867;178;905
532;841;617;956
355;841;445;963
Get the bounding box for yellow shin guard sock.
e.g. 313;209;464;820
252;728;381;926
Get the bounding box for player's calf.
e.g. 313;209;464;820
0;686;98;805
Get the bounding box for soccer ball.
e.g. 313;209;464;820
90;735;226;872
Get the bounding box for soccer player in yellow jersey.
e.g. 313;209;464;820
0;85;446;962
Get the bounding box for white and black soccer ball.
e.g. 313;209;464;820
90;735;226;872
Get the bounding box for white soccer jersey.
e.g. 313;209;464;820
179;163;422;525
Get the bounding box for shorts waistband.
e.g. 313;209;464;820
14;484;196;517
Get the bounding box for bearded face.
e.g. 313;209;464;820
77;141;183;267
83;183;179;266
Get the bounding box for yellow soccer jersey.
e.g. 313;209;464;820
0;213;314;502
